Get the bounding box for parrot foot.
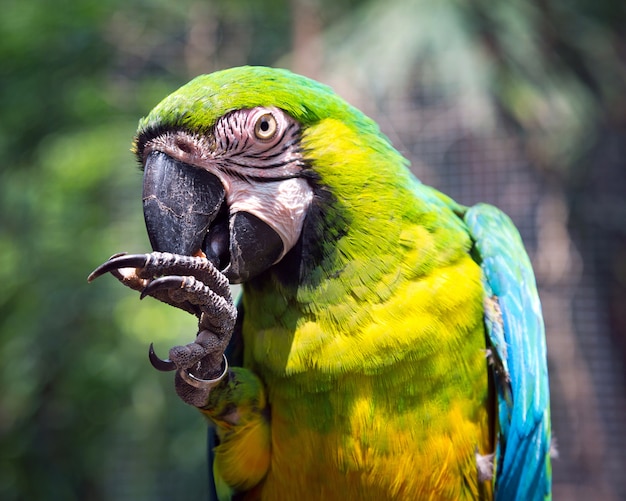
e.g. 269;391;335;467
179;354;229;389
149;330;231;406
149;342;228;387
88;251;235;329
88;251;237;407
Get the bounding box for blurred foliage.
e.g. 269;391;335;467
0;1;365;499
322;0;626;175
0;1;251;500
1;0;625;499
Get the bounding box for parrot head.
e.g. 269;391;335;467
134;66;409;284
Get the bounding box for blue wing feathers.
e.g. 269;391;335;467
465;204;551;500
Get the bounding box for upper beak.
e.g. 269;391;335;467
142;151;225;259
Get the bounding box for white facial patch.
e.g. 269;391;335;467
227;177;314;261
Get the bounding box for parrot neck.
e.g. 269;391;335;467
248;175;418;306
246;114;469;308
240;115;476;376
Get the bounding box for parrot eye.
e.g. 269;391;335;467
254;113;278;140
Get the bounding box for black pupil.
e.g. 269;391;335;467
260;118;269;132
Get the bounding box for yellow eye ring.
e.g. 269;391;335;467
254;113;278;140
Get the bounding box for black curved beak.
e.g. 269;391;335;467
142;151;225;259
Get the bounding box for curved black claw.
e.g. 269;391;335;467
87;253;148;282
140;275;186;300
148;342;176;371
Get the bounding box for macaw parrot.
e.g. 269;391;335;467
89;66;552;500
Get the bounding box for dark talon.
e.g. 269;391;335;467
149;342;176;371
140;275;186;299
87;253;148;282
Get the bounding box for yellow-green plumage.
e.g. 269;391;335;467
235;253;491;499
194;91;493;498
133;66;551;500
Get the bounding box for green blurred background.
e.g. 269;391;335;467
1;0;625;499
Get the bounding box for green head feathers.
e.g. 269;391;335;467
139;66;380;138
136;65;415;216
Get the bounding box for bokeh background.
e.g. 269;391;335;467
1;0;625;499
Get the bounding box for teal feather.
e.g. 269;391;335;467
465;204;552;500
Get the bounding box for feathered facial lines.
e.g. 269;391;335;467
135;106;322;282
134;106;309;183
